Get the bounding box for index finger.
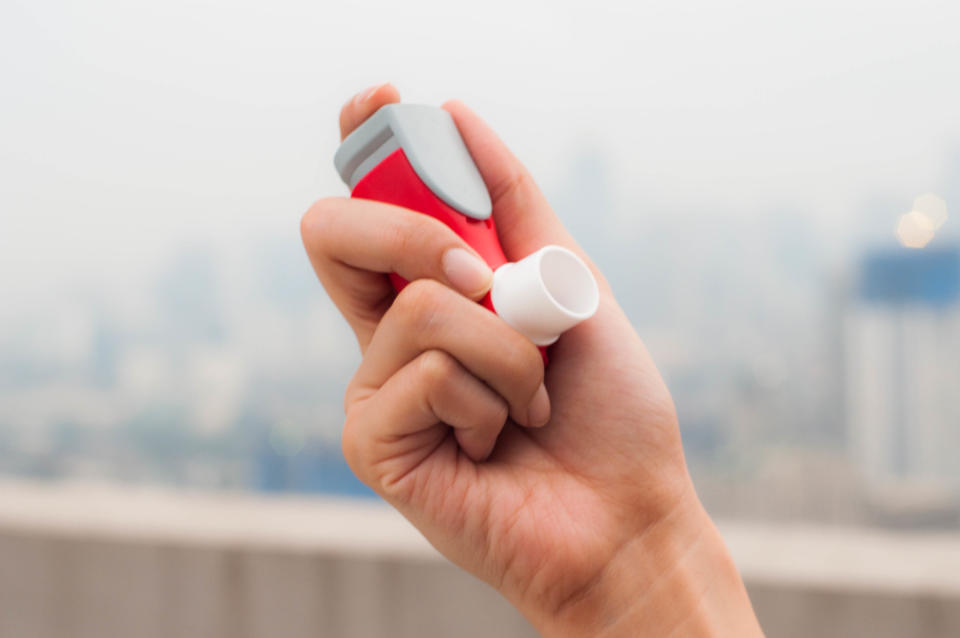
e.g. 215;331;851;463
340;83;401;140
441;100;579;261
301;197;494;350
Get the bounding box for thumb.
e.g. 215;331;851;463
442;100;577;261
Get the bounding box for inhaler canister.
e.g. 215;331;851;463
333;104;599;348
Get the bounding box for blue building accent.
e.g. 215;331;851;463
859;245;960;307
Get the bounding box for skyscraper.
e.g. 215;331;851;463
845;246;960;504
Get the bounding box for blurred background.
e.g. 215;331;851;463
2;0;960;636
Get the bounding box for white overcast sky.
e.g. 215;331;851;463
2;0;959;297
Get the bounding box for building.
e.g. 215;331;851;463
845;245;960;521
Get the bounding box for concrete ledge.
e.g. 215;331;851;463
1;480;960;637
0;480;433;559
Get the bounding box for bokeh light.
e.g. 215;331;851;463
896;210;937;248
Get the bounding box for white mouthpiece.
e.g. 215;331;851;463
490;245;600;346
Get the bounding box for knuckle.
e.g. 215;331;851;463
384;212;450;258
490;166;533;204
300;198;340;246
406;211;447;242
392;279;448;332
381;214;424;258
416;349;459;387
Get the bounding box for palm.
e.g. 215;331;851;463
400;290;688;611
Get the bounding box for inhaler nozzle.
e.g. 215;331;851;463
490;246;600;346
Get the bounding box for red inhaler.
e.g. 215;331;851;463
333;104;598;355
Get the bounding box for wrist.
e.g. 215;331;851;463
528;492;763;637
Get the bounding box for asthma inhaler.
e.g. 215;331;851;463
333;104;599;350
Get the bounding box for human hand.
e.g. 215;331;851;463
302;83;763;637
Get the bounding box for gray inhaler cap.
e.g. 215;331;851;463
333;104;493;220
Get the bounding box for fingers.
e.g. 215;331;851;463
301;197;494;349
340;83;401;140
338;87;575;263
348;279;549;430
442;100;576;259
343;349;509;488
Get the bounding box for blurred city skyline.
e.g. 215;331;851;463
4;0;960;289
2;0;960;527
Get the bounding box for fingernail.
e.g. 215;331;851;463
442;248;493;296
527;383;550;428
355;82;386;104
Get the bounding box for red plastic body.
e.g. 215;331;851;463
352;148;505;311
351;147;548;362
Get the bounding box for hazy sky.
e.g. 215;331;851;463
2;0;959;298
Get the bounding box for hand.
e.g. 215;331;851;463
302;83;763;637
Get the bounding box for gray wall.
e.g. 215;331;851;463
1;481;959;638
0;532;535;638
